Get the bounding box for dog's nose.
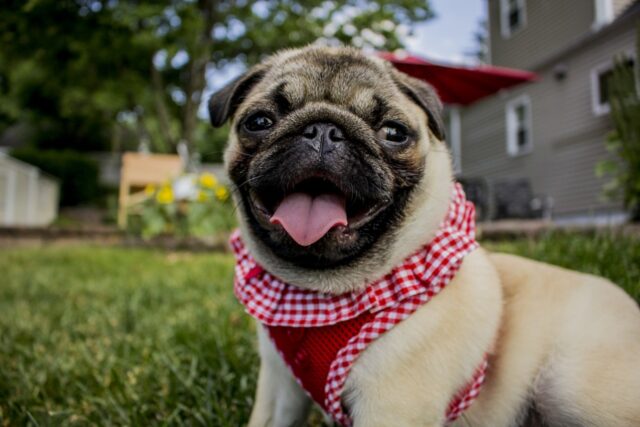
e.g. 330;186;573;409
301;122;345;155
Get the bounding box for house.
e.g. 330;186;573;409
454;0;638;223
0;153;60;226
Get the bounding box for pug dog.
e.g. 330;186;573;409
208;46;640;427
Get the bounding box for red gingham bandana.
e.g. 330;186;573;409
232;183;484;425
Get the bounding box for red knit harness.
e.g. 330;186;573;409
232;184;486;426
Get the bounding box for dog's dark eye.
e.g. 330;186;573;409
378;122;409;144
244;113;274;132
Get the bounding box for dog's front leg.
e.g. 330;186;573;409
345;250;503;427
248;324;312;427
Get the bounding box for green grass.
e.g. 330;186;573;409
0;247;255;426
483;231;640;301
0;232;638;426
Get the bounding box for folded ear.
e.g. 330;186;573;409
391;69;446;141
208;65;268;127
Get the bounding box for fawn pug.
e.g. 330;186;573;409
209;46;640;427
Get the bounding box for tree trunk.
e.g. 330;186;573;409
180;56;207;152
180;0;217;154
151;63;177;151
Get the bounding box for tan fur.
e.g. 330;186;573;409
460;255;640;427
213;46;640;427
344;248;502;427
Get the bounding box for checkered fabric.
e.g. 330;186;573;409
446;358;488;423
232;183;484;425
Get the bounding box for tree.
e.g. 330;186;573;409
467;18;489;64
0;0;435;159
0;0;157;152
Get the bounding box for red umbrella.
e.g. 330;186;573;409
378;51;537;106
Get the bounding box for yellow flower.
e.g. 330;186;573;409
199;173;217;189
144;184;156;196
215;186;229;202
156;186;174;204
197;190;209;202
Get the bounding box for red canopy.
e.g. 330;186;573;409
378;52;537;106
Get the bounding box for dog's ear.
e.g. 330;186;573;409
391;69;446;141
208;65;269;127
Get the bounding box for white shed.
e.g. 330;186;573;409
0;153;60;227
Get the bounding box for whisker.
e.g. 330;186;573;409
234;174;266;191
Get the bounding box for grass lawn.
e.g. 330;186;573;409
0;247;254;426
483;231;640;301
1;231;638;426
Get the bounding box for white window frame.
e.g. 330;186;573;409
505;94;533;157
448;106;462;174
500;0;527;39
591;51;637;117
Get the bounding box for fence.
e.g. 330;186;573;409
0;153;60;226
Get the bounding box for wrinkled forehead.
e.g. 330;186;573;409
251;50;409;120
272;52;391;99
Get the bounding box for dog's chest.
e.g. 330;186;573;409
265;310;376;412
232;184;481;425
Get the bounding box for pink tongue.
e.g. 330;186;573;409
270;193;347;246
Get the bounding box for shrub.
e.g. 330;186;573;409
129;172;236;239
596;26;640;221
10;148;100;206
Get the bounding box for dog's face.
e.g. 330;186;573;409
210;46;452;293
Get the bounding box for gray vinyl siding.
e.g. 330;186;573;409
460;17;637;218
489;0;596;70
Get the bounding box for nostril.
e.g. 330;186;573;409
328;127;345;142
303;125;318;140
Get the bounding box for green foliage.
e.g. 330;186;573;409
0;0;154;152
129;173;236;239
11;148;100;206
196;123;230;164
596;26;640;221
0;0;434;156
484;231;640;301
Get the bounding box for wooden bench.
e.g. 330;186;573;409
117;152;183;227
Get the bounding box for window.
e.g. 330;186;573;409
591;57;636;116
500;0;526;38
443;107;462;174
505;95;532;156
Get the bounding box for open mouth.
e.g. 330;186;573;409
249;175;390;247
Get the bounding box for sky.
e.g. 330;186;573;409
199;0;486;118
406;0;486;64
